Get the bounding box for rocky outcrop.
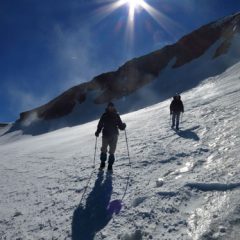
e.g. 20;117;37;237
0;123;8;128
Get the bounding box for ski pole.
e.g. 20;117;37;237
124;129;131;166
93;137;98;168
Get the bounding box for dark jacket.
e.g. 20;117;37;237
96;109;126;137
170;97;184;113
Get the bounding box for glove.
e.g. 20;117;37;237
119;123;126;130
95;131;99;137
170;111;173;115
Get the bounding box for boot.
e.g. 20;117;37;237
108;154;115;172
99;152;107;170
99;161;105;170
107;164;113;172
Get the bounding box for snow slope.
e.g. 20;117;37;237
1;61;240;240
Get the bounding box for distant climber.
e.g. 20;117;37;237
170;94;184;130
95;102;126;171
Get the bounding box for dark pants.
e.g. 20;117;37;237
100;135;118;166
172;112;181;129
101;135;118;155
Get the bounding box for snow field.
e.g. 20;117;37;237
0;62;240;239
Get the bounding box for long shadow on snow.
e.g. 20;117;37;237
176;126;200;141
72;171;120;240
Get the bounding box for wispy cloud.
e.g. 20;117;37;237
49;21;117;91
3;23;119;120
7;85;50;115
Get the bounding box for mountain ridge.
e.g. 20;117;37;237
8;11;240;135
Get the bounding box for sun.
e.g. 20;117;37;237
93;0;181;49
94;0;149;23
107;0;144;22
128;0;142;10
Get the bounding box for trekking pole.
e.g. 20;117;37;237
181;112;183;123
93;137;98;168
122;129;131;201
124;129;131;166
79;137;97;206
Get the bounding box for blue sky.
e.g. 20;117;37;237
1;0;240;122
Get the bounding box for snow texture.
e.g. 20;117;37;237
1;61;240;239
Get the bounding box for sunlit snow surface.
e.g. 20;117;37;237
1;62;240;239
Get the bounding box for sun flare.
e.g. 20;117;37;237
127;0;144;21
128;0;142;10
94;0;180;50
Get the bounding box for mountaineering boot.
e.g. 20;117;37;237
108;154;115;172
99;152;107;170
107;164;113;172
99;161;105;170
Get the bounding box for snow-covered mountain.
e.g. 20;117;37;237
1;60;240;239
7;12;240;135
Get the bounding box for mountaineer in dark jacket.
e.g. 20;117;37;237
95;102;126;171
170;94;184;130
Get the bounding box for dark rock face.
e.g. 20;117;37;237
20;84;87;121
0;123;8;128
13;12;240;133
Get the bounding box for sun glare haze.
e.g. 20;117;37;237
94;0;173;50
